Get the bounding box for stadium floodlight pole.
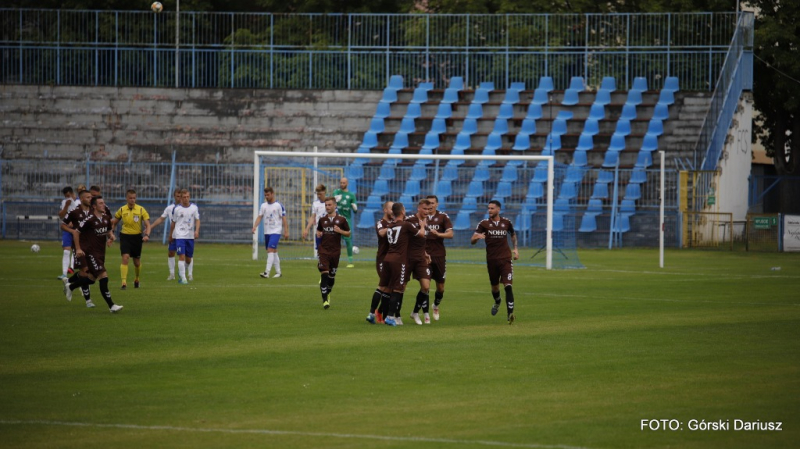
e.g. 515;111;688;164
252;150;554;269
659;150;665;268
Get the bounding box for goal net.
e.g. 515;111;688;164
252;150;557;269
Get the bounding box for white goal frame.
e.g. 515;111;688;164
252;150;554;270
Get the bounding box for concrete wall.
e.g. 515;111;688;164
713;92;753;228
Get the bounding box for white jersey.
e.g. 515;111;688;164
311;199;326;225
259;201;286;234
161;203;179;220
171;203;200;240
60;198;79;215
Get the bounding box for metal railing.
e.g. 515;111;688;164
1;10;745;90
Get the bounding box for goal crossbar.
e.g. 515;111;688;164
253;150;554;270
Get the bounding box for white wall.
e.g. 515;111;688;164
712;92;753;232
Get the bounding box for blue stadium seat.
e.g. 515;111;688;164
399;117;416;134
657;89;675;106
555;198;572;212
531;88;549;106
641;133;659;152
434;103;452;119
615;119;632;137
524;182;544;206
663;76;679;92
587;198;603;214
466;103;483;120
421;132;440;152
597;170;614;183
473;166;491;182
551;118;568;136
493;181;513;203
453;133;472;152
620;199;636;215
601;76;617;91
473;82;494;104
365;194;383;209
500;164;518;183
442;88;460;104
390;132;409;151
461;118;478;135
359;132;378;151
579;213;597;232
551;213;565;232
405;102;421;119
461;196;478;211
568;76;585;91
612;214;630;233
562;89;580;106
625;89;643;106
559;181;579;200
397;194;414;205
565;165;585;183
483;133;502;154
526;102;543;120
624;183;641;200
453;211;473;231
375;101;391;119
588;103;605;120
594;89;612;106
630;168;647;184
602;150;620;168
512;133;530;152
608;133;627;152
572;150;588;167
439;163;459;182
435;179;452;200
502;88;521;105
516;210;533;232
542;134;561;155
631;77;648;92
646;119;663;137
449;76;464;90
369;117;385;133
479;81;495;90
591;180;609;199
538;76;554;92
510;82;526;91
620;103;637;121
378;164;396;181
430;118;447;135
576;133;594;152
403;179;421;197
497;103;514;120
583;118;600;136
532;163;549;183
558;110;574;121
409;164;428;181
380;88;398;104
634;151;653;168
346;164;364;180
519;118;536;136
465;180;484;198
491;118;509;136
652;103;669;121
357;209;378;229
410;86;431;104
388;75;404;90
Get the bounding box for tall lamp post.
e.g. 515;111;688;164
175;0;180;88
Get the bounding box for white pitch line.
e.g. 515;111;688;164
0;419;595;449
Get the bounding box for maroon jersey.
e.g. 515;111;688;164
404;214;428;262
385;221;420;260
317;213;350;256
425;210;453;257
64;206;95;250
76;211;113;259
474;216;516;260
375;218;392;262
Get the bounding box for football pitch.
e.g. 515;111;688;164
1;240;798;449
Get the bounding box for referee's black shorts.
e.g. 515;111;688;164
120;233;144;258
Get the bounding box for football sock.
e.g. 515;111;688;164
68;273;80;284
370;288;382;313
178;260;186;281
120;264;129;284
266;253;275;274
187;260;193;278
413;290;427;314
492;290;502;304
395;293;404;317
168;256;175;275
273;253;281;275
389;292;404;318
344;236;353;260
379;292;391;317
505;285;515;314
134;263;141;280
420;291;430;314
320;273;330;301
99;277;114;308
328;274;336;290
434;291;444;306
61;250;71;275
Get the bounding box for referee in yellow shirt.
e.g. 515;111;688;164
111;189;151;289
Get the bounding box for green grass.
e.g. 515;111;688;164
1;240;799;448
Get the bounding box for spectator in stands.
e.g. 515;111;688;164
333;177;358;267
471;200;519;325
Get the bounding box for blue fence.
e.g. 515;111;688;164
1;10;746;91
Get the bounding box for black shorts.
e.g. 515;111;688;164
379;256;409;292
409;258;431;282
317;252;340;277
120;233;143;258
487;258;514;287
429;256;446;283
86;252;107;279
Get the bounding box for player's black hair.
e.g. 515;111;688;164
489;200;502;209
425;195;439;202
89;185;101;193
62;186;74;195
90;195;103;207
391;202;405;217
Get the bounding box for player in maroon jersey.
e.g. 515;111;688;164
377;202;427;326
366;201;393;324
60;189;96;307
316;197;351;309
424;195;453;321
407;199;434;325
70;195;124;313
471;200;519;324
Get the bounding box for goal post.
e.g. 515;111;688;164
252;150;555;270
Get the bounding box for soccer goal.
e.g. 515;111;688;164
252;150;555;269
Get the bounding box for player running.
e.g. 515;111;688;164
57;186;78;279
61;189;96;307
170;189;201;284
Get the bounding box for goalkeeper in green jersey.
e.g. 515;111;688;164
333;177;358;267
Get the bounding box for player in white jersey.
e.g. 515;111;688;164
57;186;79;279
302;184;328;258
169;189;201;285
252;186;289;278
149;190;182;280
